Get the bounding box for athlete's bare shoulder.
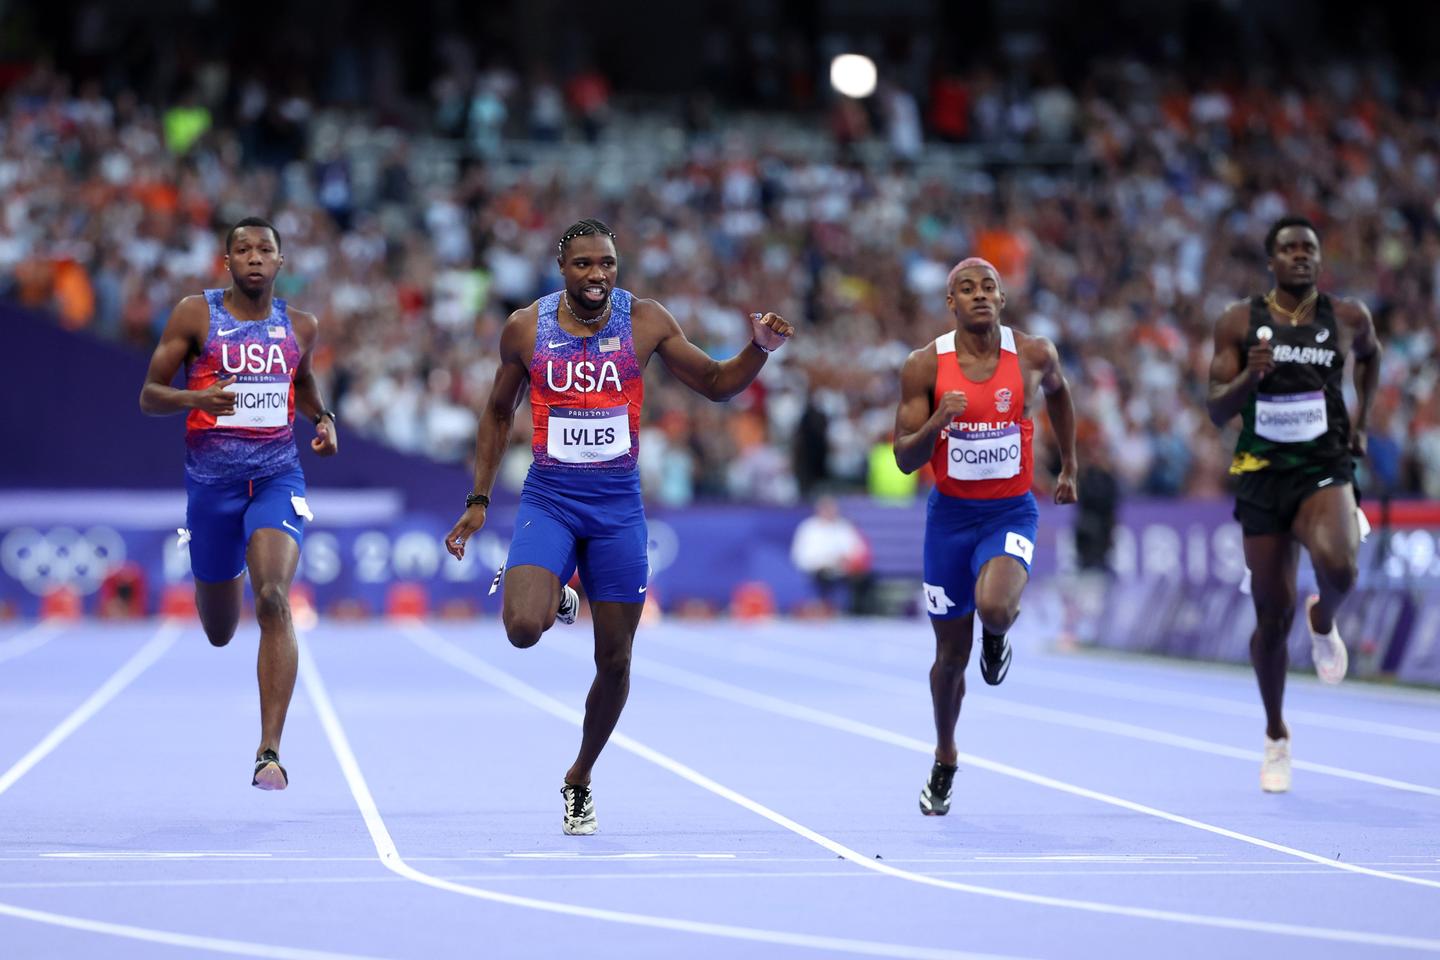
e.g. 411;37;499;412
1331;295;1373;327
1217;298;1252;329
1010;327;1053;360
500;303;540;363
288;307;319;347
899;339;938;385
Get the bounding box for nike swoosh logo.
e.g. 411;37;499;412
218;327;241;336
282;520;301;533
547;340;568;349
638;585;647;593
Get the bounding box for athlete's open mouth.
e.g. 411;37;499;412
582;285;607;298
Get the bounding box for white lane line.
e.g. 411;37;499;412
646;629;1440;797
1019;668;1440;746
749;625;1440;745
0;622;64;666
300;639;1025;960
0;621;179;799
404;623;1440;953
617;646;1440;893
0;901;392;960
0;622;396;960
6;865;1440;894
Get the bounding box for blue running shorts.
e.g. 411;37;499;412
505;467;649;603
922;489;1039;619
184;467;308;583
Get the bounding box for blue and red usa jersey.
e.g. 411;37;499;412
184;289;301;483
529;289;644;474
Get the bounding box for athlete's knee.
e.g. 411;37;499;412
503;609;547;649
1254;603;1295;640
203;625;235;648
254;582;292;629
595;647;631;685
1316;554;1358;596
975;597;1019;635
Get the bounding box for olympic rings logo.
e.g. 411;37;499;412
0;526;127;596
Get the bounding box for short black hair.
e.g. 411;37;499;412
1264;216;1318;256
226;216;282;253
556;218;616;257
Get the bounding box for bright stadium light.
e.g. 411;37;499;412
830;54;877;99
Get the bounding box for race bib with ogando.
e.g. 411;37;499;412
216;382;289;429
547;406;631;464
947;425;1022;481
1255;391;1326;443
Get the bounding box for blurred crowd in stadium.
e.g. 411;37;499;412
4;51;1439;504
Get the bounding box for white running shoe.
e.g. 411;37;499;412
1305;594;1348;685
556;585;580;625
1261;737;1292;793
561;783;597;835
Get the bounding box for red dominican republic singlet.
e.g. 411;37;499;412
929;325;1033;500
529;288;645;474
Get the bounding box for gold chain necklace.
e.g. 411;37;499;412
1263;288;1318;326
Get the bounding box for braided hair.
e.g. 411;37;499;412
556;218;617;257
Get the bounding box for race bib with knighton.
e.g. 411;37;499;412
1255;391;1327;443
547;405;631;464
947;424;1022;481
216;381;289;429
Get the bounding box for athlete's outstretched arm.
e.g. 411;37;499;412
1206;302;1271;427
1340;298;1382;459
648;301;793;401
290;309;338;456
139;295;236;417
1034;337;1078;505
893;347;963;474
445;312;531;560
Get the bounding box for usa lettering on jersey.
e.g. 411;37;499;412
546;359;623;393
221;342;291;375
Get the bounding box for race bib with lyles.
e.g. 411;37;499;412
547;405;631;464
216;381;289;429
1255;391;1327;443
947;424;1022;481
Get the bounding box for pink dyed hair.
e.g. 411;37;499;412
947;257;1001;290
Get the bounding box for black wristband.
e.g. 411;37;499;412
314;408;337;425
465;493;491;509
750;339;773;354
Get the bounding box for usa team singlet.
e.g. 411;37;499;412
504;289;650;602
181;289;310;582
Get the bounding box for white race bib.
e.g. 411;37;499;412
216;382;289;429
547;406;631;464
947;425;1022;481
1255;391;1327;443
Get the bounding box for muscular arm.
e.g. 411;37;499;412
289;309;329;423
138;296;208;415
468;312;532;498
1032;337;1077;472
1206;302;1262;427
1340;298;1382;437
645;300;769;402
892;348;945;475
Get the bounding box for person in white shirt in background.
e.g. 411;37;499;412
790;496;874;615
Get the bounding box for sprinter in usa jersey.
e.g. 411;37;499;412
444;218;793;836
140;217;338;792
893;257;1077;817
